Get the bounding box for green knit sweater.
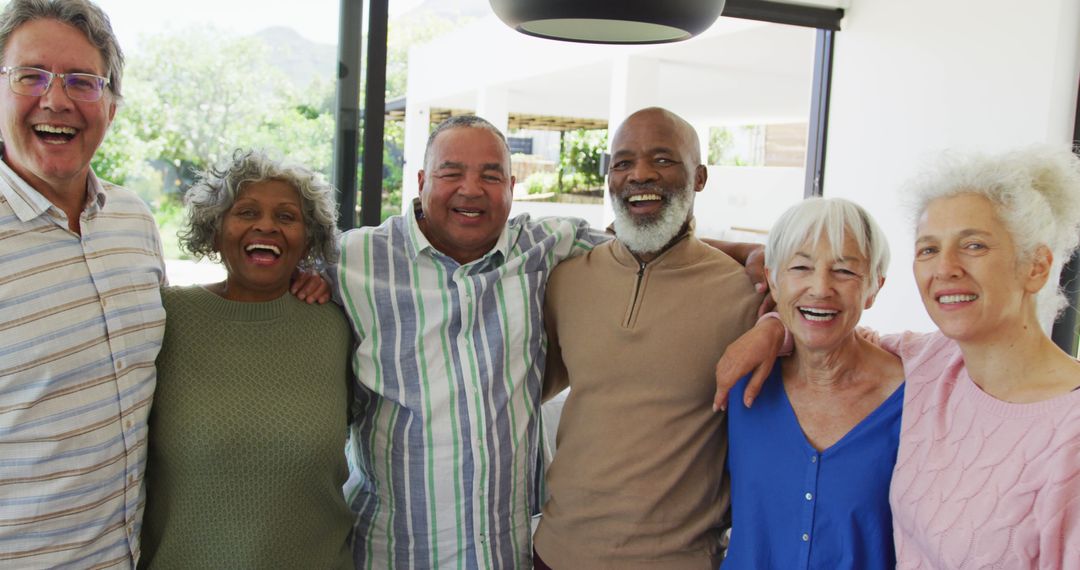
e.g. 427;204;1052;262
140;286;355;569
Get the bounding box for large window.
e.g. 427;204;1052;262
387;0;824;244
95;0;341;284
92;0;838;282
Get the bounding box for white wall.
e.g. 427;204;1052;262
695;166;804;239
824;0;1080;333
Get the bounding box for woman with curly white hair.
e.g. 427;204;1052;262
140;149;354;569
714;145;1080;569
886;146;1080;569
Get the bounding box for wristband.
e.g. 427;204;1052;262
755;311;793;357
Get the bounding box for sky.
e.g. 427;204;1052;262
94;0;429;52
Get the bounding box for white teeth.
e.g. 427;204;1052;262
799;307;838;321
455;210;480;218
939;294;977;304
628;194;662;203
34;124;77;135
245;243;281;255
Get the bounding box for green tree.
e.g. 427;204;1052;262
128;27;286;174
559;129;607;192
89;16;466;230
92;79;166;200
709;127;734;165
245;79;336;175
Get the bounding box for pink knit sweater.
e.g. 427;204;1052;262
883;331;1080;570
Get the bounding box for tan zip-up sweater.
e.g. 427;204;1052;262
535;226;762;569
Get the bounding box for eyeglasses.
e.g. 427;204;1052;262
0;66;110;102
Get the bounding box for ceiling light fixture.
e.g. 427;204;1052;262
489;0;727;45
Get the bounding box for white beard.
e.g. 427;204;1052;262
611;187;694;255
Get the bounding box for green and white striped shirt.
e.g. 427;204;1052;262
337;208;603;569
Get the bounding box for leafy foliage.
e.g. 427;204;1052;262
558;129;607;192
91;12;478;245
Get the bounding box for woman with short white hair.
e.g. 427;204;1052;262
723;197;904;569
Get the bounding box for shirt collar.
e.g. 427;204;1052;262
405;197;511;266
0;144;104;222
609;217;698;268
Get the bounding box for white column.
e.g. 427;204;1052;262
401;104;430;215
692;122;712;165
476;87;513;193
605;56;661;226
476;86;510;134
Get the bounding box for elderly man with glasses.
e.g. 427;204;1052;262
0;1;163;567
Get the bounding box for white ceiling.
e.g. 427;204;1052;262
408;14;819;126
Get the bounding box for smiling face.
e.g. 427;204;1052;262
417;126;514;264
0;19;116;201
914;193;1045;344
608;108;705;256
770;232;878;353
216;179;308;302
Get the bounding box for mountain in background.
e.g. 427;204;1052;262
256;26;336;91
253;1;488;92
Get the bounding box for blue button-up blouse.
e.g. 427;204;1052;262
722;363;903;570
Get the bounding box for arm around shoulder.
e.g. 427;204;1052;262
714;315;787;412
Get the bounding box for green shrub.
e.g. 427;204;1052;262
154;197;189;260
523;171;559;195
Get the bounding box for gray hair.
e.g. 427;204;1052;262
179;149;341;268
766;197;891;300
909;145;1080;325
0;0;125;99
423;114;511;172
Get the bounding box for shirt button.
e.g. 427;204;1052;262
810;455;817;463
802;533;810;541
125;420;133;430
805;493;813;501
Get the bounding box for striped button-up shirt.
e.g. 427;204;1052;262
338;207;604;569
0;159;165;568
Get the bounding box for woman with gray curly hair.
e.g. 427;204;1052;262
140;149;355;569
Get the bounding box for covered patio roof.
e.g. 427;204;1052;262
385;98;608;131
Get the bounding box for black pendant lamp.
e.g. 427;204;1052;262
489;0;727;44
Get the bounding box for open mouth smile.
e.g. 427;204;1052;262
798;307;839;322
937;293;978;304
33;124;78;144
626;193;663;206
244;243;282;265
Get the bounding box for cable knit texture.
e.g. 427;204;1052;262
140;286;355;569
884;331;1080;570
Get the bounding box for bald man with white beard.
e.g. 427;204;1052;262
533;107;764;570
